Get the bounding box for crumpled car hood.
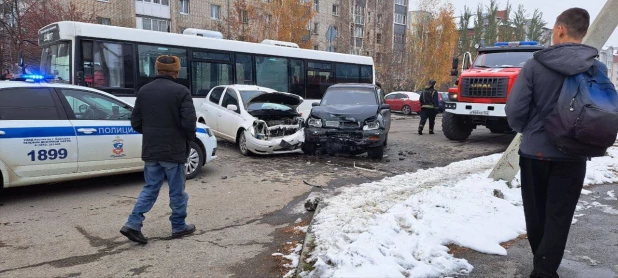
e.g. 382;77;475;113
310;105;379;122
247;92;303;109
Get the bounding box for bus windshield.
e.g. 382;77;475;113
473;52;534;68
41;42;71;83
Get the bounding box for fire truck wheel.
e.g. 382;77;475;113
442;112;473;141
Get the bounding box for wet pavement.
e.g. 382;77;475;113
0;114;516;278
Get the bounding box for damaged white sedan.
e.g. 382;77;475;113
198;85;305;156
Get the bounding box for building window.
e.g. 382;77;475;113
376;52;381;63
211;5;220;19
314;45;319;50
332;4;339;16
376;33;382;44
139;17;170;32
354;6;364;25
354;25;363;38
394;33;404;44
162;0;169;5
97;17;111;25
313;23;319;34
394;13;406;25
241;10;248;23
377;14;382;24
266;14;272;24
395;0;405;6
314;0;319;12
180;0;189;14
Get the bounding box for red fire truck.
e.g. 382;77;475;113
443;41;544;141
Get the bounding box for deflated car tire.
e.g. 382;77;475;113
302;143;316;155
367;145;384;160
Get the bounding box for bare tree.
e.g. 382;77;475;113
513;4;527;41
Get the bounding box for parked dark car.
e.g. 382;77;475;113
438;92;448;113
303;84;391;159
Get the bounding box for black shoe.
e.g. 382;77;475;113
429;130;435;134
172;224;196;239
120;226;148;244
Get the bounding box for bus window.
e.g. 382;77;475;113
289;59;305;98
336;64;360;83
192;61;233;96
41;42;71;83
80;40;134;90
255;56;288;92
360;65;373;83
137;44;188;89
306;70;332;99
235;54;253;85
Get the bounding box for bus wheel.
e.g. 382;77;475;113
442;112;473;141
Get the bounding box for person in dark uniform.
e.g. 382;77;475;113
418;79;440;135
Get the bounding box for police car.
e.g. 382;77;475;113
0;75;217;191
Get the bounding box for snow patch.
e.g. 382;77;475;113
605;190;617;201
304;146;618;278
273;243;303;278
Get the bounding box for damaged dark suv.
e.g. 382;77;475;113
303;84;391;159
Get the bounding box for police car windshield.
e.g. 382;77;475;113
322;88;377;106
473;52;534;68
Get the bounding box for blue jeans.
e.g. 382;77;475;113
125;161;189;233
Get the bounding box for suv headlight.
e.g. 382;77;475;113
363;120;380;130
307;117;323;128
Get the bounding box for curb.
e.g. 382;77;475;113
294;202;323;277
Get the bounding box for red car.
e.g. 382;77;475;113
384;91;421;115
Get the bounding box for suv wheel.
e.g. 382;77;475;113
367;145;384;160
185;141;204;179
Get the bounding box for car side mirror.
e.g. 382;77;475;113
380;104;391;110
311;102;319;107
226;104;238;111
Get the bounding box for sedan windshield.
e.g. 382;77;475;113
240;90;267;108
473;52;534;68
321;88;377;106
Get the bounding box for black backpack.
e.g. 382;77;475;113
545;61;618;157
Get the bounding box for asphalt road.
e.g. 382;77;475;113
0;114;516;278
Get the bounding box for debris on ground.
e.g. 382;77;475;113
305;193;322;211
493;189;505;199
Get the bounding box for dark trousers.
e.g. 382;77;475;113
419;108;437;131
519;156;586;278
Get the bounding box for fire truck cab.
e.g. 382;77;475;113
443;41;544;141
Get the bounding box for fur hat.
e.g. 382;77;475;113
155;55;181;73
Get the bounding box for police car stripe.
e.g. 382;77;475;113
0;126;207;139
0;127;76;139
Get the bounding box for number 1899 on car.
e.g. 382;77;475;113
27;149;68;161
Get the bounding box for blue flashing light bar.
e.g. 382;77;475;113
494;41;538;47
19;74;55;81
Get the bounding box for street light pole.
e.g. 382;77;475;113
227;0;230;38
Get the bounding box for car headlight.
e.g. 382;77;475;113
307;117;323;128
449;93;458;101
363;120;380;130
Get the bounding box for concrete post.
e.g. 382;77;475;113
488;0;618;183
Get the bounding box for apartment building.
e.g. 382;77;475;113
600;46;618;88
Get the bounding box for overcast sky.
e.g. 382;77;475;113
411;0;618;48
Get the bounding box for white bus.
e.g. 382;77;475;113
38;21;375;118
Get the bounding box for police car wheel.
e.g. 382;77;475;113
185;141;204;180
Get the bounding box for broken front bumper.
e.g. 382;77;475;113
304;128;386;154
244;130;305;155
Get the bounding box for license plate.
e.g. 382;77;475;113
470;110;489;115
325;121;340;127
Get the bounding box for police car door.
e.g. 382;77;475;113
55;88;141;172
0;87;78;177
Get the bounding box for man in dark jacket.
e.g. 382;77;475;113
120;55;197;244
505;8;594;278
418;79;440;135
